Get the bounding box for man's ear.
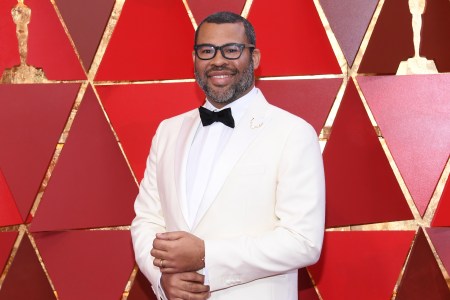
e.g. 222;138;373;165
252;48;261;70
192;50;196;63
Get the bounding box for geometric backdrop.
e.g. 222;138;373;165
1;0;449;299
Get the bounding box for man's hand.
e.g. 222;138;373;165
161;272;210;300
151;231;205;273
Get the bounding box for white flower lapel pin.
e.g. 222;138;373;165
250;117;263;129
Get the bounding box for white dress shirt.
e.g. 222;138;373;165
186;87;257;228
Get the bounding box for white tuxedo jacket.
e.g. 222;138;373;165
131;90;325;300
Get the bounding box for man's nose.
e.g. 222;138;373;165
211;49;228;65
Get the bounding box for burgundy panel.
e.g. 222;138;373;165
432;178;450;226
54;0;115;71
323;80;413;227
0;232;17;274
396;228;450;300
0;0;85;80
358;0;413;74
421;0;450;72
0;235;56;300
0;168;22;226
30;86;138;231
426;227;450;276
256;78;342;134
97;82;203;182
309;231;415;300
298;267;320;300
188;0;246;25
33;231;134;300
319;0;378;66
0;84;79;221
95;0;195;81
248;0;341;76
358;75;450;216
127;270;158;300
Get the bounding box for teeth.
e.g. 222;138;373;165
212;75;229;78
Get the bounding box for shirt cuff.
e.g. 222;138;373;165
157;274;168;300
202;267;210;286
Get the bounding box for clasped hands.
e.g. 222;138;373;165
151;231;210;300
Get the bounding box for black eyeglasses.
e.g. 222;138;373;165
194;43;255;60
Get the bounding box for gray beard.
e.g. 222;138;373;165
195;60;254;105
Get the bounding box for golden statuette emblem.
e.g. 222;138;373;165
1;0;47;83
397;0;438;75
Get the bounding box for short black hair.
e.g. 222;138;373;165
194;11;256;46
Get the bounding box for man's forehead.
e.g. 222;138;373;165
197;22;247;44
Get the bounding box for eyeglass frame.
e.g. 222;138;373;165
194;43;255;60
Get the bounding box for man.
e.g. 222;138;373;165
131;11;325;300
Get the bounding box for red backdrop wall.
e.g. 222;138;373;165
0;0;449;299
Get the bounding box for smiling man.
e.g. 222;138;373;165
131;11;325;300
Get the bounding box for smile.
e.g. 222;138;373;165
211;75;231;79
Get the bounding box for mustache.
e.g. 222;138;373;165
205;66;238;75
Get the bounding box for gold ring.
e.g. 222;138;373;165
160;259;164;268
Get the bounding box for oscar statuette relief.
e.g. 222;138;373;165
1;0;47;83
396;0;438;75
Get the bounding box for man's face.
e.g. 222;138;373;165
193;22;260;108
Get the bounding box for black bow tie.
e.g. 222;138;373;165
198;106;235;128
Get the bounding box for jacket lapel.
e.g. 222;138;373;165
192;92;273;229
174;110;201;229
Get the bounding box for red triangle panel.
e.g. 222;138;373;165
426;227;450;277
127;270;158;300
358;74;450;216
309;231;415;300
95;0;195;81
0;235;56;300
0;232;17;275
0;84;79;221
396;228;450;300
256;78;341;135
432;177;450;227
54;0;115;71
323;80;413;227
33;231;134;300
319;0;378;66
248;0;341;76
96;82;204;182
0;0;85;80
188;0;246;25
30;86;138;231
0;168;22;226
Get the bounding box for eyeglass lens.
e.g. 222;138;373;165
196;44;244;60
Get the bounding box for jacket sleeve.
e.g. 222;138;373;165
204;122;325;291
130;122;167;298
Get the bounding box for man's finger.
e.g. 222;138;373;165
180;290;210;300
153;257;163;268
159;267;176;273
180;272;205;283
150;248;166;259
156;231;186;240
182;281;210;293
152;257;174;269
152;238;173;251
